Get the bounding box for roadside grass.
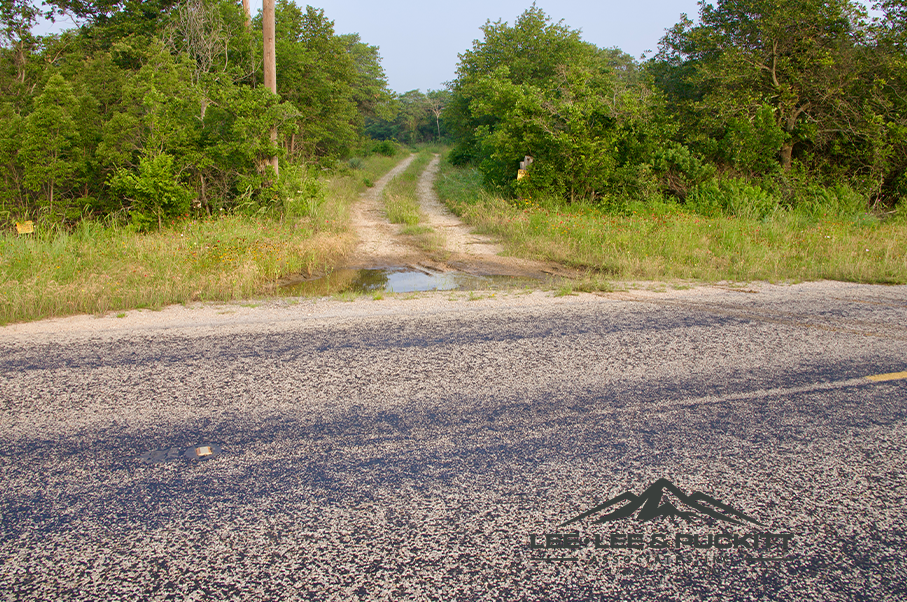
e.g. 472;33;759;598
357;154;400;186
436;160;907;285
0;155;398;325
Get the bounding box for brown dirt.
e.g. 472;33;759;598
347;154;576;281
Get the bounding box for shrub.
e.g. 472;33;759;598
798;183;866;218
108;153;194;231
371;140;399;157
687;177;780;219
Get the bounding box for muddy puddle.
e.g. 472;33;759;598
281;268;539;296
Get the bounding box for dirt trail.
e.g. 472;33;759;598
416;156;502;257
348;154;574;279
347;154;416;264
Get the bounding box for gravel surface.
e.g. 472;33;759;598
1;282;905;600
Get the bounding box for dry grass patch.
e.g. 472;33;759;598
436;161;907;285
0;156;396;324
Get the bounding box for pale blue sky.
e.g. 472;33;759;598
258;0;704;92
37;1;879;94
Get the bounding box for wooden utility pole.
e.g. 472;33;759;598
263;0;279;176
239;1;253;86
241;0;251;27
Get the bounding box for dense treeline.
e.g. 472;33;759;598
0;0;393;229
364;88;451;144
446;2;907;216
5;1;906;231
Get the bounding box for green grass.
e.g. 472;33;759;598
381;149;448;253
0;155;399;325
382;150;434;226
435;159;907;285
359;154;400;184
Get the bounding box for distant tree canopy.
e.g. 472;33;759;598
365;88;451;144
0;0;393;228
446;3;907;210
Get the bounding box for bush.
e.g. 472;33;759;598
108;153;194;231
446;142;478;166
371;140;399;157
797;183;866;218
279;165;325;219
687;177;780;219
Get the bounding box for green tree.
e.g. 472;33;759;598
20;73;80;212
446;6;594;165
397;90;428;143
0;101;25;212
363;88;450;143
271;2;358;160
109;151;193;230
659;0;868;171
0;0;42;85
856;0;907;203
446;6;668;201
0;0;392;226
338;33;393;122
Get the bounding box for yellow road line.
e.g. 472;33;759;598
866;371;907;382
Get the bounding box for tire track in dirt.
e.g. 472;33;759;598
349;153;575;280
348;153;416;266
415;155;576;278
416;155;503;257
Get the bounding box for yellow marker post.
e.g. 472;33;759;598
15;221;33;234
866;371;907;382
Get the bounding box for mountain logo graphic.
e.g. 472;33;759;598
559;478;765;528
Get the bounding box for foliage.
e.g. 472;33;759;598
370;140;399;157
20;73;81;214
442;2;906;212
436;158;907;285
686;178;781;219
446;7;672;203
338;33;394;122
0;152;401;324
0;0;393;229
108;152;193;230
365;88;451;144
269;1;359;161
446;6;594;167
658;0;867;171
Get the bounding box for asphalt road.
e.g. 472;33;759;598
1;282;905;601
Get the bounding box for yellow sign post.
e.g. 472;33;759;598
517;155;534;180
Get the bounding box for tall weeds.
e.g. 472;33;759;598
0;156;398;324
436;160;907;285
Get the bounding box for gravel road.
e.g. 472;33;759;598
1;281;905;600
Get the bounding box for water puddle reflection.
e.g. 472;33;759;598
281;268;539;296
